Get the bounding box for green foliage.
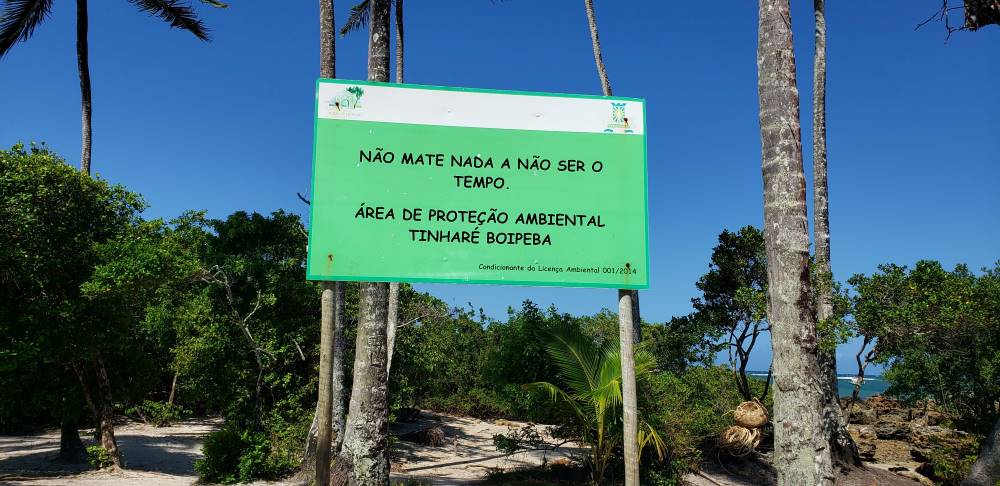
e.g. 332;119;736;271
639;366;769;478
195;427;295;483
125;400;189;427
690;226;768;401
921;435;981;485
850;260;1000;433
524;326;665;486
86;445;113;470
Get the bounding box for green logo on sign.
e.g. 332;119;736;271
330;85;365;111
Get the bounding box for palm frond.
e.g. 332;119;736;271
128;0;210;41
546;329;601;396
0;0;52;58
523;381;587;424
339;0;370;37
198;0;227;7
637;420;667;462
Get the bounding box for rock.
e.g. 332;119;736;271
874;421;911;440
894;469;935;486
850;426;878;461
400;426;446;446
909;425;976;463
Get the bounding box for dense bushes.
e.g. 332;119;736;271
195;427;296;483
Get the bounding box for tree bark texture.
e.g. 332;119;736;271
320;0;335;79
584;0;612;97
94;355;122;468
962;415;1000;485
811;0;859;467
757;0;833;484
337;282;390;486
76;0;92;175
386;282;399;375
617;290;639;486
394;0;403;84
315;282;336;485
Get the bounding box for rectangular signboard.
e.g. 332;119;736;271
306;79;648;289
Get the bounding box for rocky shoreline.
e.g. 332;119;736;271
846;396;979;485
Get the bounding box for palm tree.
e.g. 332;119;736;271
332;2;392;484
0;0;221;176
811;0;860;467
757;0;834;484
340;0;403;83
527;328;664;486
580;1;642;484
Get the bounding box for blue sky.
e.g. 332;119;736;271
1;1;997;373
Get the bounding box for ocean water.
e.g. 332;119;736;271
748;372;890;399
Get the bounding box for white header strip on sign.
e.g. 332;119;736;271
316;83;644;135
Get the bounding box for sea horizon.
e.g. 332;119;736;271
748;371;890;399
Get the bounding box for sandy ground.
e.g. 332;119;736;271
0;414;583;485
0;414;924;486
389;412;584;484
0;418;218;486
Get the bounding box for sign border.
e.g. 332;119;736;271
306;78;650;290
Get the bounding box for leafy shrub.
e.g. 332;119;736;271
195;427;295;483
86;445;113;469
639;366;768;480
125;400;189;426
921;435;981;485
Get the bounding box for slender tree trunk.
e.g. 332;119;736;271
314;283;336;485
167;371;179;406
333;4;392;484
394;0;403;84
386;282;399;374
811;0;860;467
757;0;833;484
94;355;122;469
962;415;1000;486
76;0;92;175
320;0;335;79
584;0;611;97
303;3;338;481
617;290;639;486
331;281;347;453
583;2;640;483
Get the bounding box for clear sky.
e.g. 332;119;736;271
1;1;997;373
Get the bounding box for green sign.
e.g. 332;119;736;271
307;79;648;289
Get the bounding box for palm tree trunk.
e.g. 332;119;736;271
314;283;336;485
386;282;399;374
59;415;87;463
757;0;833;484
584;0;611;97
583;2;640;483
331;281;347;453
617;290;639;486
333;4;392;484
812;0;860;467
394;0;403;84
302;4;338;481
76;0;92;175
962;415;1000;485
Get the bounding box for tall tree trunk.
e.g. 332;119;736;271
394;0;403;84
386;282;399;374
335;283;390;485
584;0;611;97
314;283;336;485
583;2;640;483
757;0;833;484
94;355;122;469
331;281;347;453
302;3;338;482
333;4;392;484
811;0;860;467
617;290;639;486
962;415;1000;485
76;0;92;175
